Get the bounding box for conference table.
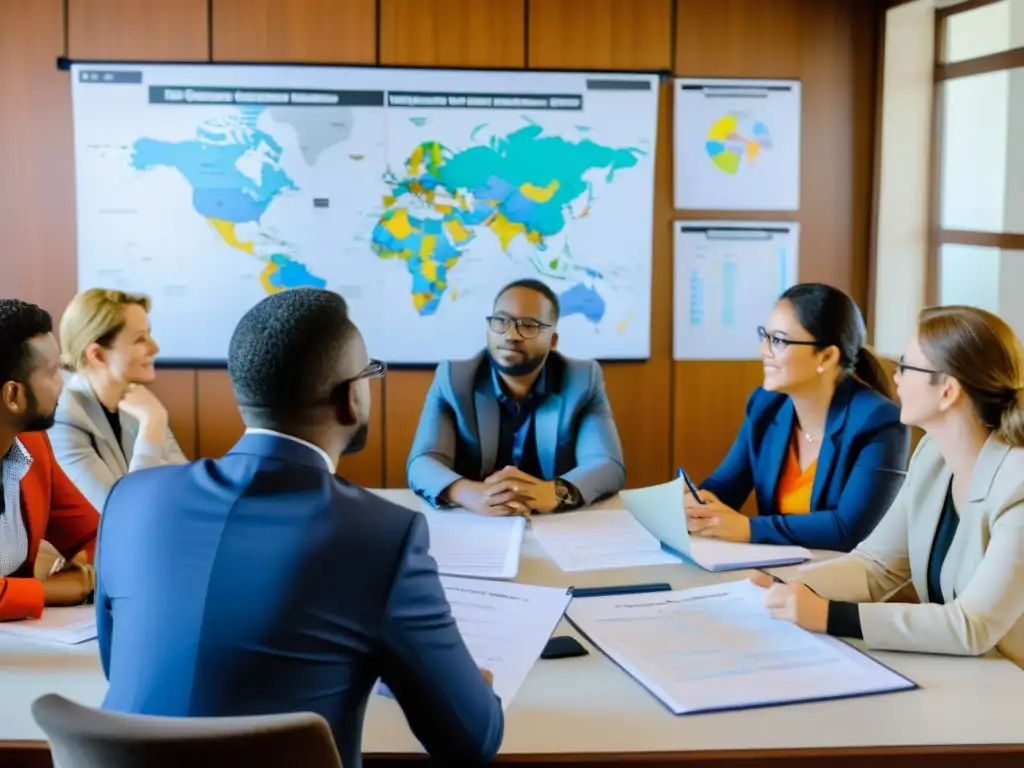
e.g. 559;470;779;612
2;490;1023;767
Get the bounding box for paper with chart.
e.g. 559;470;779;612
620;477;810;571
0;605;97;645
70;62;659;364
567;581;914;714
673;221;799;360
379;577;572;709
674;78;801;210
420;508;526;579
531;508;681;572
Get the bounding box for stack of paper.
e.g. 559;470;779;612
0;605;97;644
567;581;915;714
420;508;526;580
532;508;681;572
378;576;572;709
620;477;811;571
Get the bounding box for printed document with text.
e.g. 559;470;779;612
567;581;914;714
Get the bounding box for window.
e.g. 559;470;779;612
939;70;1011;232
938;244;1003;310
943;0;1012;63
928;0;1024;304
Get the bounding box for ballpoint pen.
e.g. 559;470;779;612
676;466;706;505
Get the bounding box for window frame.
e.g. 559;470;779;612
928;0;1024;303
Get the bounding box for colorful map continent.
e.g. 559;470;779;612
130;110;324;293
370;124;642;318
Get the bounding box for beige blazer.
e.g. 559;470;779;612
792;434;1024;668
47;372;188;512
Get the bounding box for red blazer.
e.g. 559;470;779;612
0;431;99;621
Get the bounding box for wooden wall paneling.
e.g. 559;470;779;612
526;0;673;71
67;0;210;61
210;0;383;484
674;0;803;79
525;0;675;488
196;371;244;459
382;369;435;488
671;0;880;495
378;0;526;68
148;370;198;459
211;0;377;64
378;0;527;487
196;371;384;486
0;0;75;316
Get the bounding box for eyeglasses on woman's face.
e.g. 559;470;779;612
757;326;819;355
896;357;941;377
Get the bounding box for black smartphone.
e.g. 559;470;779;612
541;635;589;659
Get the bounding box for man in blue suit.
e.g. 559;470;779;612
95;289;503;767
407;279;626;516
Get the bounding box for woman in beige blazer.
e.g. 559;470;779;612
47;289;188;512
751;305;1024;667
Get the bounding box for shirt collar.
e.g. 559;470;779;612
243;428;335;472
488;355;550;406
2;438;32;469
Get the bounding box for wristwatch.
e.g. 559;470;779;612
554;478;583;511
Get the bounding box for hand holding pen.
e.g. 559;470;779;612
678;466;750;543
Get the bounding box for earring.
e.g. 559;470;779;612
816;366;824;374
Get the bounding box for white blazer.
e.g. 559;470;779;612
793;434;1024;668
48;372;188;512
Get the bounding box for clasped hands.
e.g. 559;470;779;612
42;560;95;607
450;466;558;517
683;487;751;543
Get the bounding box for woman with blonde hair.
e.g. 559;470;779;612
48;288;187;511
751;305;1024;667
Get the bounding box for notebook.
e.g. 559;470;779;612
619;477;811;571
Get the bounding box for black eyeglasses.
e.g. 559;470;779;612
346;358;387;382
487;315;552;340
896;357;941;376
757;326;820;354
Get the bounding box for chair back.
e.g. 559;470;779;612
31;694;343;768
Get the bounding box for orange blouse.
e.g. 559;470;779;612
776;439;818;515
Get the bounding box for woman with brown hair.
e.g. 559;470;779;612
751;305;1024;667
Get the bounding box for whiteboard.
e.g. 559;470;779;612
673;221;800;361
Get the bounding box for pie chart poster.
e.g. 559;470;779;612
673;78;801;211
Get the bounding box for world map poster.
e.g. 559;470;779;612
70;63;659;364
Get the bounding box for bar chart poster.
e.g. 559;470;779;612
672;221;799;361
673;78;801;211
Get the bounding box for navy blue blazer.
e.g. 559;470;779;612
95;432;503;768
701;379;911;551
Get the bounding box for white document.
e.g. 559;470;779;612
532;508;681;572
0;605;97;644
567;581;914;714
673;220;799;361
379;576;572;709
620;477;811;571
420;507;526;580
674;78;801;210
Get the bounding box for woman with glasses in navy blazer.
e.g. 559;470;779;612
685;283;911;552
